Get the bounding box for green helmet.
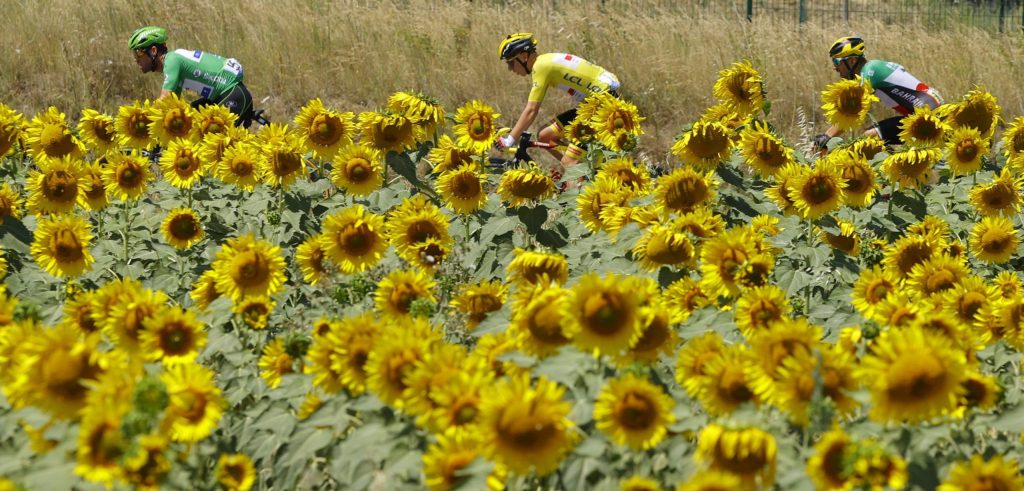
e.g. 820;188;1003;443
128;26;168;51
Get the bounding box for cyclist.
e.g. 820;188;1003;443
494;32;621;170
129;26;257;127
814;36;943;150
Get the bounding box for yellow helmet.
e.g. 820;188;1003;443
829;36;865;59
498;33;537;60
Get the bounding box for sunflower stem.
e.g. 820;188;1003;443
121;199;134;264
186;186;194;210
886;183;897;232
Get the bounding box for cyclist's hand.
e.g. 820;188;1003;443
494;133;515;150
812;134;831;153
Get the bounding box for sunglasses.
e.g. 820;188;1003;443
134;49;149;59
831;57;845;66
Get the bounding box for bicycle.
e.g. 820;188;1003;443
486;131;557;172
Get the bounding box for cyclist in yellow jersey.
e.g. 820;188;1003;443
495;33;620;169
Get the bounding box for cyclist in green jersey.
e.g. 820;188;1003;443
129;26;258;127
495;33;621;170
814;36;944;150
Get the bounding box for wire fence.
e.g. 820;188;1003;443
728;0;1024;32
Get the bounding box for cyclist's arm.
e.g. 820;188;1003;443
825;124;844;138
509;101;541;141
160;53;183;99
157;89;173;101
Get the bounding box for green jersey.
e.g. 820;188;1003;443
162;49;244;101
859;59;943;116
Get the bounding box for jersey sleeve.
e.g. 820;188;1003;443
161;53;183;93
527;57;550;103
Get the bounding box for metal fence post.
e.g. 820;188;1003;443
844;0;850;24
999;0;1006;33
747;0;753;22
798;0;807;24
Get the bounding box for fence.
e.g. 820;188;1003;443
733;0;1024;32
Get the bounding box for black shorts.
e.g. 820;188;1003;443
874;116;904;146
190;83;255;127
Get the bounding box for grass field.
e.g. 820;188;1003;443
3;0;1024;159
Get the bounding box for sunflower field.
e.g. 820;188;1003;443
1;60;1024;491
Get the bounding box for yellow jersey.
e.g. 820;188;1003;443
528;53;620;104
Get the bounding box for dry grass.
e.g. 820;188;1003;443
3;0;1024;161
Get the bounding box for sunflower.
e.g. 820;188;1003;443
452;280;507;330
364;319;436;407
103;152;153;201
257;338;296;389
820;76;879;131
3;324;107;419
139;305;207;363
590;95;644;151
942;86;1001;139
616;295;679;366
672;120;733;171
654;167;717;214
77;109;117;155
938;455;1023;491
388;91;446;135
1003;117;1024;171
597;156;652;193
506;248;569;286
211;234;288;301
294;233;330;285
234;295;274;329
478;374;576;476
257;123;307;189
79;160;109;211
564;273;644;356
387;197;453;264
619;476;661;491
329;143;383;196
764;163;803;215
956;371;1001;417
806;428;854;491
194;104;238;140
733;285;790;338
319;313;382;395
508;282;572;358
451;100;500;154
994;271;1023;300
422;430;485;491
898;106;947;147
850;135;888;160
215;453;256;491
437;162;488;214
970;215;1019;264
115;100;157;150
359;110;421;153
122;433;171;490
577;174;632;233
713;60;764;116
631;222;696;271
746;317;822;396
216;142;263;191
427;365;493;433
160;363;225;442
161;207;204;249
293;98;355;159
945;126;988;176
694;344;759;415
30;214;93;278
0;103;25;158
426;134;479;174
857;326;966;423
594;374;674;450
190;269;222;311
101;285;166;354
158;138;205;188
701;102;751;133
676;471;741;491
75;410;127;486
402;343;467;421
941;276;996;329
696;424;777;489
24;106;85;161
699;226;761;297
496;164;556;207
739;121;793;178
0;183;24;220
374;268;436;319
202;124;251;164
819;219;860;255
833;152;878;207
25;155;83;215
149;94;196;144
969;167;1023;218
773;346;858;425
319;204;388;274
883;232;942;278
787;160;845;219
